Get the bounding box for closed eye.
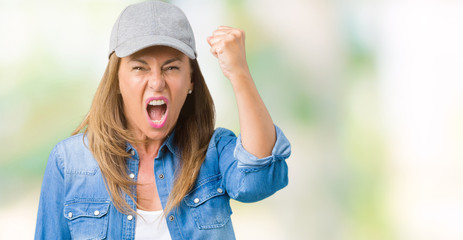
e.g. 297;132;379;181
164;66;179;71
132;66;146;71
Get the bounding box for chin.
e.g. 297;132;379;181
145;123;172;140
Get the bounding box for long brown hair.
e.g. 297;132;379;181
72;53;215;215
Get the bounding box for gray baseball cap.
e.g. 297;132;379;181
108;1;196;59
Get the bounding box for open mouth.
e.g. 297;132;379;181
146;96;168;128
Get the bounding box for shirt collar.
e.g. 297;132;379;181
164;129;180;157
125;130;180;159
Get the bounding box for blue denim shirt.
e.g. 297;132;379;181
35;125;290;240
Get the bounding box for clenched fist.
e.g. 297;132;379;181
207;26;251;82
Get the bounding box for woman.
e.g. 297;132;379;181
35;1;290;239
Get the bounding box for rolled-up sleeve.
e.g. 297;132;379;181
216;125;290;203
234;125;291;169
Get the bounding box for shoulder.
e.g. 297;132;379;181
52;134;99;172
208;127;237;150
204;127;240;159
54;133;89;156
54;133;85;147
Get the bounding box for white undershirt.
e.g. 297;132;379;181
134;209;172;240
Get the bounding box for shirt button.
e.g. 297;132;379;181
159;174;164;179
94;210;100;216
217;188;223;194
127;215;133;220
193;198;200;204
130;149;135;156
68;212;73;218
168;215;174;221
129;173;135;179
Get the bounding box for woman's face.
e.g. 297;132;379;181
118;46;193;142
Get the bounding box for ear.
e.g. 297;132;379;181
189;76;194;91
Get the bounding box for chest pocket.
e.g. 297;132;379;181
184;175;232;230
64;201;110;240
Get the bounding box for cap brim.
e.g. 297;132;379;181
113;35;196;59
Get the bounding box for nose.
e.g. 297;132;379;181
148;70;165;92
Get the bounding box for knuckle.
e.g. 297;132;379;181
231;29;244;39
224;37;234;44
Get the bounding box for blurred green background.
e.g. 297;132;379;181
1;0;463;239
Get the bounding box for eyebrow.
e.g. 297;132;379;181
163;57;183;66
128;58;148;65
128;56;183;66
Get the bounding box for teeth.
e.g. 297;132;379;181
148;99;165;106
151;111;166;124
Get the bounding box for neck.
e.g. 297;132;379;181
133;141;162;160
129;133;166;161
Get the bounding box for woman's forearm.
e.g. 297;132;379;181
230;72;276;159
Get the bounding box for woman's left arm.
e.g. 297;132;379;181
207;26;275;158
